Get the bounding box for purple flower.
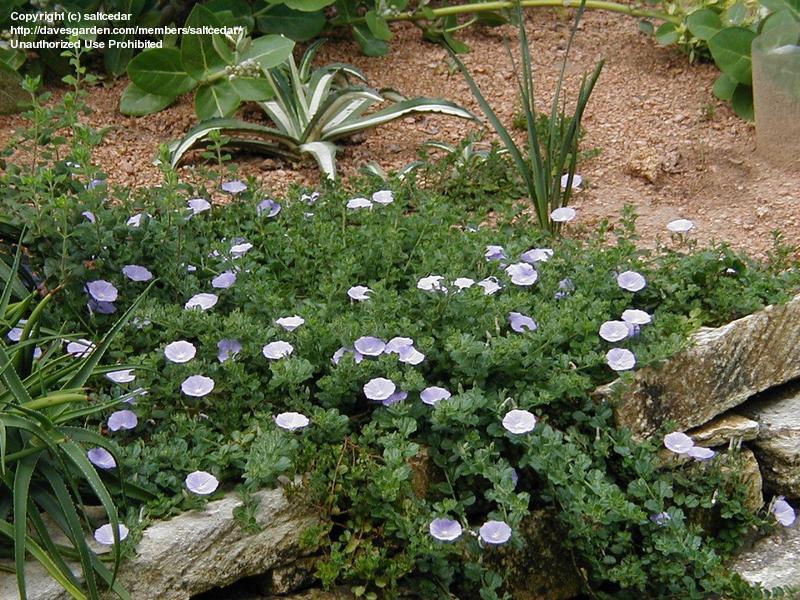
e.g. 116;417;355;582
667;219;694;233
625;322;641;338
354;336;385;356
217;339;241;363
256;198;281;217
164;340;196;363
599;321;630;342
185;470;219;495
7;321;26;342
506;263;538;286
106;369;135;384
520;248;553;264
348;285;372;301
606;348;636;371
621;309;652;325
477;277;501;295
185;293;218;311
417;275;445;292
212;271;237;289
772;497;796;527
122;265;153;282
262;341;294;360
508;312;537;333
230;242;253;258
560;173;583;190
502;409;536;434
347;197;372;210
385;337;414;354
479;520;512;545
550;207;576;223
555;278;575;300
94;523;129;545
66;339;95;357
302;191;320;204
221;180;247;194
453;277;475;290
181;375;215;397
688;446;715;461
372;190;394;205
82;210;96;223
429;518;462;542
650;512;671;526
398;345;425;365
420;386;451;405
187;198;211;215
127;213;148;227
363;377;395;401
663;432;694;455
87;447;116;469
275;411;310;431
617;271;646;292
485;245;507;262
276;315;305;332
87;299;117;315
383;390;408;406
86;280;118;302
107;410;137;432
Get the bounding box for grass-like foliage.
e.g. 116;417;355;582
450;1;603;233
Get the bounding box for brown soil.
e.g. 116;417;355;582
2;10;799;257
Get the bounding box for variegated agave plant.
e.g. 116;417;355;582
169;41;476;179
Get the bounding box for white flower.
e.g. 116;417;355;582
502;409;536;434
550;207;576;223
606;348;636;371
185;293;218;311
185;470;219;495
94;523;129;545
106;369;135;384
262;341;294;360
667;219;694;233
275;411;310;431
621;309;652;325
599;321;630;342
372;190;394;205
275;315;305;332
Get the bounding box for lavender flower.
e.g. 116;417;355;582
107;410;137;432
212;271;237;289
363;377;396;401
621;309;652;325
550;207;576;223
479;520;512;545
429;518;462;542
667;219;694;233
599;321;630;342
372;190;394;205
185;470;219;495
7;320;25;342
508;312;537;333
617;271;647;292
347;197;372;210
106;369;135;384
256;198;281;217
275;411;310;431
302;191;320;204
185;293;218;311
127;213;148;227
354;336;385;356
477;277;501;295
398;345;425;365
417;275;445;292
276;315;305;332
520;248;553;264
650;512;671;526
187;198;211;215
122;265;153;282
230;242;253;258
87;299;117;315
606;348;636;371
221;180;247;194
485;245;507;262
94;523;129;545
453;277;475;290
383;390;408;406
663;432;694;455
687;446;715;461
502;409;536;434
82;210;96;223
348;285;372;301
217;339;242;363
772;497;796;527
385;337;414;354
86;280;118;302
181;375;215;397
420;386;451;405
87;447;116;469
66;339;95;357
262;341;294;360
560;173;583;190
555;278;575;300
506;263;538;286
164;340;196;363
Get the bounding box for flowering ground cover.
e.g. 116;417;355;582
6;159;800;597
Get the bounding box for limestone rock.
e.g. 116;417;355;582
595;294;800;439
0;487;320;600
732;523;800;589
742;382;800;497
688;414;759;448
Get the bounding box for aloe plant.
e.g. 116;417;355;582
169;41;476;179
0;233;154;599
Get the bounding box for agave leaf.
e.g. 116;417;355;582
298;39;326;81
319;95;380;133
14;453;39;598
307;72;337;116
304;86;384;142
323;96;476;140
259;99;297;135
299;141;338;179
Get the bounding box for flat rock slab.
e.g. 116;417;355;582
732;524;800;590
688;414;759;448
596;294;800;438
742;382;800;497
0;487;320;600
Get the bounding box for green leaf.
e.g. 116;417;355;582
127;48;196;96
229;76;274;101
708;27;757;85
712;72;737;100
14;453;39;598
686;9;722;41
655;22;679;45
181;4;229;81
759;0;800;18
195;80;242;119
119;83;176;116
638;20;654;35
242;34;295;70
731;83;754;120
283;0;335;10
104;44;134;77
352;24;389;56
365;10;392;41
257;6;326;41
0;62;30;115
